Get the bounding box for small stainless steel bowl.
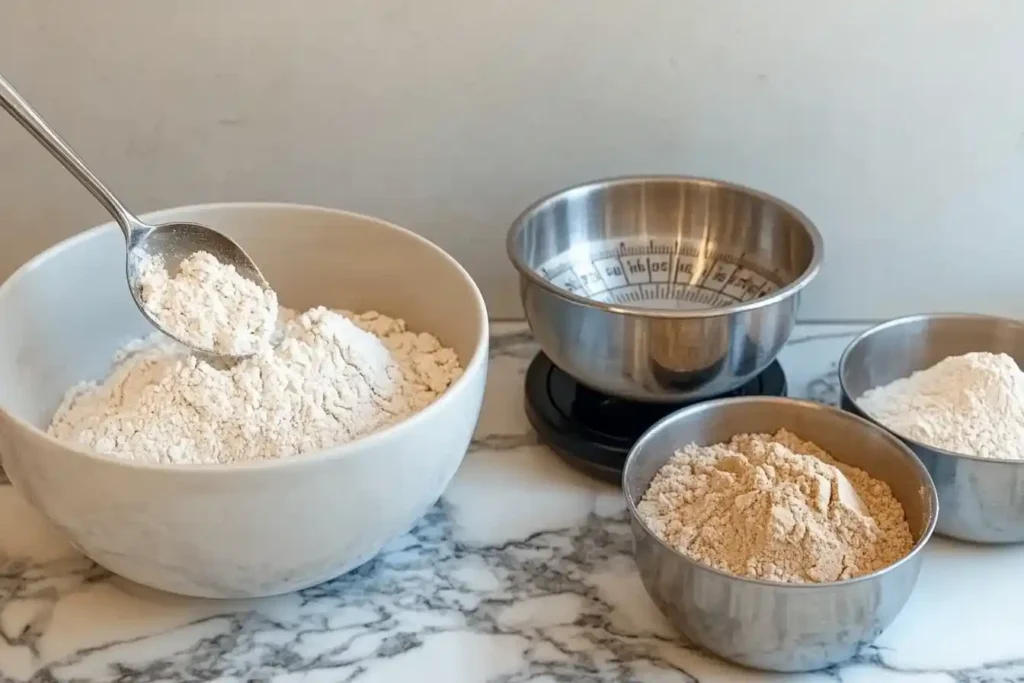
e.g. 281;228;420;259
623;397;937;672
507;176;823;403
840;313;1024;544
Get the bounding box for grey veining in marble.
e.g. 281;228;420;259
1;323;1023;682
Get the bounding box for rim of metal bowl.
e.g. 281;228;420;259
841;312;1024;466
621;396;939;589
506;174;825;320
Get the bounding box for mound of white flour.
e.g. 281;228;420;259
137;251;279;355
858;351;1024;460
48;308;463;465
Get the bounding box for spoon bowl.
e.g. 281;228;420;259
125;221;275;361
0;72;274;360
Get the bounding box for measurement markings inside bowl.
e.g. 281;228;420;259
536;238;783;310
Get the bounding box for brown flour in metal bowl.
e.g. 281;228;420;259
637;429;913;583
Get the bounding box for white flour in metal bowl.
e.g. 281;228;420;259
48;306;463;465
858;351;1024;460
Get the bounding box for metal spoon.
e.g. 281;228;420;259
0;72;274;361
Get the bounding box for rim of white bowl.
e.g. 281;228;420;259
0;202;490;474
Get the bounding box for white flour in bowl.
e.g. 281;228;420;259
137;251;279;355
858;351;1024;460
48;307;463;465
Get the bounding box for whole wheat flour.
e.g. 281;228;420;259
637;430;913;583
48;307;462;465
137;251;279;355
858;352;1024;460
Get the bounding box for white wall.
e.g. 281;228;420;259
1;0;1021;321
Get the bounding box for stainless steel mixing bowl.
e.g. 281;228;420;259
623;397;937;672
840;313;1024;544
507;176;823;402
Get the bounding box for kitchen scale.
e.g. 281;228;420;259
507;176;821;482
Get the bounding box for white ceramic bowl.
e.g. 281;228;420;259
0;203;489;598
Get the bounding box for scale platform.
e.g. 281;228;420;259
525;352;788;483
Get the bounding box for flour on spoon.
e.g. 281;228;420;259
137;250;279;355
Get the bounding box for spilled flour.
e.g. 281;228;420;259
137;251;279;355
48;308;462;465
858;352;1024;460
637;430;913;583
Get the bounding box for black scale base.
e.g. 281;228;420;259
525;352;788;483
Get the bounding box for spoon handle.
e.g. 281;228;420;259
0;72;142;241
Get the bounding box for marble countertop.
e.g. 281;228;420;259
1;323;1022;682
